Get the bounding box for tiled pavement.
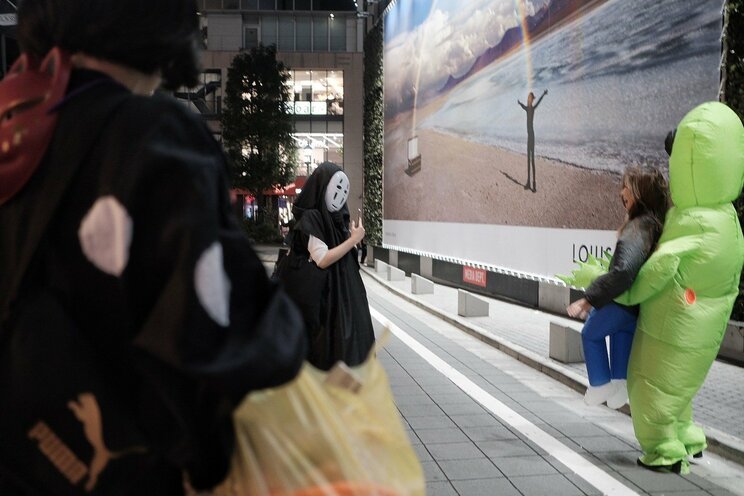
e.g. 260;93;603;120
253;244;744;494
360;267;744;450
364;274;744;496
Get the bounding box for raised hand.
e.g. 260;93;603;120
350;218;365;244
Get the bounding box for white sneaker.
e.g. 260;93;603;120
584;382;615;406
606;379;628;409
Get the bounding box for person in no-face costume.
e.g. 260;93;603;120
288;162;375;370
616;102;744;473
0;0;306;494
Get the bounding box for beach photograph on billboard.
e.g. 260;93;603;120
383;0;722;277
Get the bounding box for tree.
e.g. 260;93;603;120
363;21;384;246
722;0;744;320
222;45;297;224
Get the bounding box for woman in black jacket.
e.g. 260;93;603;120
567;165;670;409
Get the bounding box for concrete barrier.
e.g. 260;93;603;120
549;322;585;364
388;249;399;269
375;259;388;274
411;274;434;294
387;265;405;282
364;245;375;267
457;289;489;317
420;256;433;279
720;321;744;364
538;282;571;314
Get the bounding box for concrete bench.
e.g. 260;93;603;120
365;246;375;267
549;322;585;364
387;265;405;282
374;260;388;274
411;274;434;294
720;320;744;364
458;289;489;317
538;282;570;314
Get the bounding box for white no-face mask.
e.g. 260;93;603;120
325;171;350;213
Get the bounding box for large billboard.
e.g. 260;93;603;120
383;0;723;278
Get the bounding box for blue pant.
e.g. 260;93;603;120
582;303;637;387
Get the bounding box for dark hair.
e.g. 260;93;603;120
621;165;671;235
664;128;677;156
17;0;201;89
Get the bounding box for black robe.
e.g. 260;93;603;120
288;162;375;370
0;70;306;495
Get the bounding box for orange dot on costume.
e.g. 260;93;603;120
684;288;696;305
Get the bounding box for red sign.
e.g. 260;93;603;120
463;266;487;288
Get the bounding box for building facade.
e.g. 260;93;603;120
0;0;18;78
193;0;366;219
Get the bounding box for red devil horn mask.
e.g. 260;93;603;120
0;48;72;205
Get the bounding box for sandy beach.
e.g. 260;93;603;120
384;103;626;230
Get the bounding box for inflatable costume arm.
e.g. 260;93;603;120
614;234;704;306
555;252;611;289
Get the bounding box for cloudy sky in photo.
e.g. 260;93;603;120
384;0;550;113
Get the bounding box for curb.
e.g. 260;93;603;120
361;267;744;467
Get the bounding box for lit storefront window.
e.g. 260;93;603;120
326;70;343;115
286;70;344;168
294;134;344;173
312;75;327;115
287;70;343;116
295;101;311;115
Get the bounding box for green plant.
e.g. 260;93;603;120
242;218;284;244
363;21;384;246
222;45;297;226
723;0;744;321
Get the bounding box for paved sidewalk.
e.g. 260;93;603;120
366;280;744;496
252;243;744;493
361;266;744;466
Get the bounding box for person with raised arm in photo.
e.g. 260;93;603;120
518;89;548;192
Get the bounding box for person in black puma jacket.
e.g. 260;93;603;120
0;1;306;494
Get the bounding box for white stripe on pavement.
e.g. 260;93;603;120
370;306;639;496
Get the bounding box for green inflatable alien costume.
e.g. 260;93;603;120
615;102;744;473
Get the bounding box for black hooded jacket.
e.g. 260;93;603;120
584;213;662;309
0;70;306;495
288;162;375;370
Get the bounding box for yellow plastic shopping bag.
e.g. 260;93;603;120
213;340;425;496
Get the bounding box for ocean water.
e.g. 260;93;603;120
419;0;722;174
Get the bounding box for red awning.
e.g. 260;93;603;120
262;176;307;196
230;177;307;198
